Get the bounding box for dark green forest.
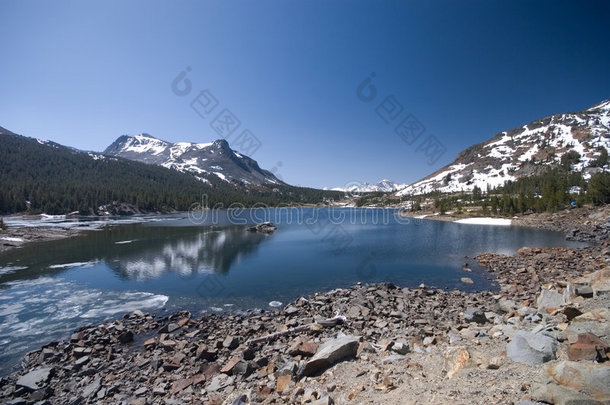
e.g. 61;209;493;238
0;132;343;214
416;168;610;215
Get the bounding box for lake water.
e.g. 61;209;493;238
0;208;586;375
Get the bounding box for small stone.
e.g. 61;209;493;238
276;375;291;393
464;308;488;324
284;306;299;315
461;277;473;285
134;387;147;396
221;357;242;374
118;331;134;344
83;378;101;398
223;336;239;350
171;378;193;394
575;285;593;298
159;323;180;334
392;342;409;354
444;347;470;379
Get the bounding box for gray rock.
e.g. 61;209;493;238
564;309;610;343
297;335;359;377
536;289;565;312
16;367;52;391
497;299;516;313
232;395;248;405
381;355;405;363
223;336;239;350
284;306;299;315
310;397;334;405
506;330;558;365
464;308;488;324
391;342;409;354
575;285;594;298
118;330;134;344
82;378;101;398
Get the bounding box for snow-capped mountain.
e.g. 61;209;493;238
331;179;408;193
104;134;282;186
397;99;610;196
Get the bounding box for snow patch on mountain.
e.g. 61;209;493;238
397;99;610;196
104;134;282;187
330;179;408;193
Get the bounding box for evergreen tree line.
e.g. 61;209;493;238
410;166;610;215
0;133;343;215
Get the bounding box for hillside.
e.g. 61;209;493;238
0;127;342;215
397;99;610;196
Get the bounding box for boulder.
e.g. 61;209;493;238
590;268;610;296
536;289;565;313
297;335;359;377
443;347;470;379
532;361;610;405
16;367;53;391
566;333;609;362
497;299;516;313
506;330;558;365
564;309;610;343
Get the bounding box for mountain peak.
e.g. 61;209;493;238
103;134;283;187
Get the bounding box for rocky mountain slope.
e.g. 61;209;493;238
104;134;282;187
330;179;408;193
397;99;610;196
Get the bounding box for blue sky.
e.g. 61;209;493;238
1;0;609;189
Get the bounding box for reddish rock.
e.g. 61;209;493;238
200;362;221;379
220;356;242;374
567;333;609;362
170;377;193;394
276;375;291;393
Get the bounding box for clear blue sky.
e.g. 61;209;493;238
1;0;609;189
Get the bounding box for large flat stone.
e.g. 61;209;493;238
297;335;359;377
536;288;565;313
16;367;52;391
564;309;610;343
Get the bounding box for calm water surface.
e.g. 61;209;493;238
0;208;586;374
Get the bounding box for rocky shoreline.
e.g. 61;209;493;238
399;205;610;244
0;227;82;254
1;240;609;404
1;207;609;404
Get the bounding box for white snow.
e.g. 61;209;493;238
214;172;229;182
455;217;512;226
124;134;169;155
0;237;24;242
